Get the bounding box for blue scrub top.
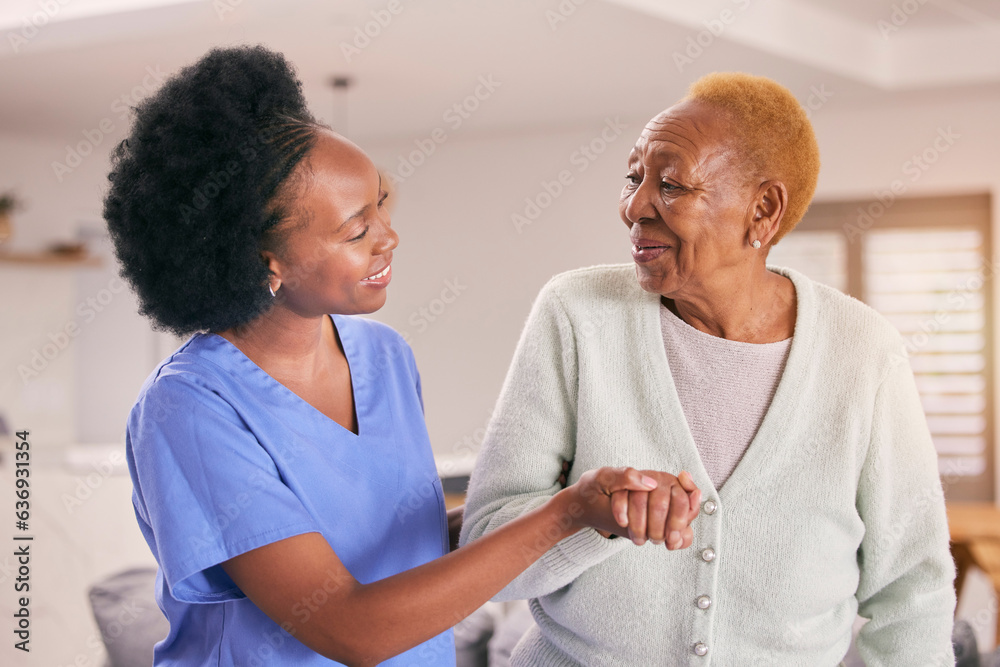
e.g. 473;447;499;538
126;315;456;666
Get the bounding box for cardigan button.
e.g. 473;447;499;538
693;642;708;656
696;595;712;610
703;500;717;515
701;547;716;563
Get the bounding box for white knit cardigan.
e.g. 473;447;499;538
460;264;956;666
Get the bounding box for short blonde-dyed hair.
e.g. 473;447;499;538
685;72;820;243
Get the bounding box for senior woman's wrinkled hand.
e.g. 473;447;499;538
559;467;700;548
611;470;701;549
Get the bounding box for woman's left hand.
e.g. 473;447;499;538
558;459;572;487
448;506;463;551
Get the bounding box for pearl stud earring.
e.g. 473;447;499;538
751;240;761;249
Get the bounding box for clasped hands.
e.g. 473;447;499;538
559;466;701;550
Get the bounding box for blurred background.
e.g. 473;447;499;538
1;0;998;664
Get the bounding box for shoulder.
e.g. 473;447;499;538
537;263;644;311
774;265;906;372
131;334;245;423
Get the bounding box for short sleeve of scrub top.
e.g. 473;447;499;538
126;315;456;666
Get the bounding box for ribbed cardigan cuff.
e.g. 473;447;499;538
541;527;628;578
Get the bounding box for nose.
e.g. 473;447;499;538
621;176;658;227
375;211;399;255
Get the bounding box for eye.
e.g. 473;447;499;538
349;226;369;242
624;173;640;186
661;181;682;192
377;191;388;208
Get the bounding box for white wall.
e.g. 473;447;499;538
0;130;168;449
0;131;97;449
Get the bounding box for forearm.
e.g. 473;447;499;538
321;492;580;665
326;466;670;664
461;493;627;601
855;571;956;666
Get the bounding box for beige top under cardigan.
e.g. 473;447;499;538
659;302;791;489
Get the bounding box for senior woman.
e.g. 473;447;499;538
103;45;702;666
460;73;956;665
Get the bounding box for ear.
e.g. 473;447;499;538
747;180;788;248
261;250;283;290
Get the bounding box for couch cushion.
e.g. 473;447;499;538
88;567;168;667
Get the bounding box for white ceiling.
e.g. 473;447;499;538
2;0;1000;144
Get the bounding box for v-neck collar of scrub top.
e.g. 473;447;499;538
207;313;365;438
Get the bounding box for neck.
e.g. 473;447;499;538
665;263;795;343
216;305;336;377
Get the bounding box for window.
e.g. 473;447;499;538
769;194;993;502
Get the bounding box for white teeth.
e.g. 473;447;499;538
363;266;390;281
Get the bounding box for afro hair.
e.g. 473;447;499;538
685;72;821;243
103;44;327;336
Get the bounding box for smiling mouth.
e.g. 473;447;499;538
362;265;390;281
631;241;670;264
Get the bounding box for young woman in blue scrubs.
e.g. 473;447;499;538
104;45;700;666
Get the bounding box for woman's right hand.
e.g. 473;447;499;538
556;467;700;549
